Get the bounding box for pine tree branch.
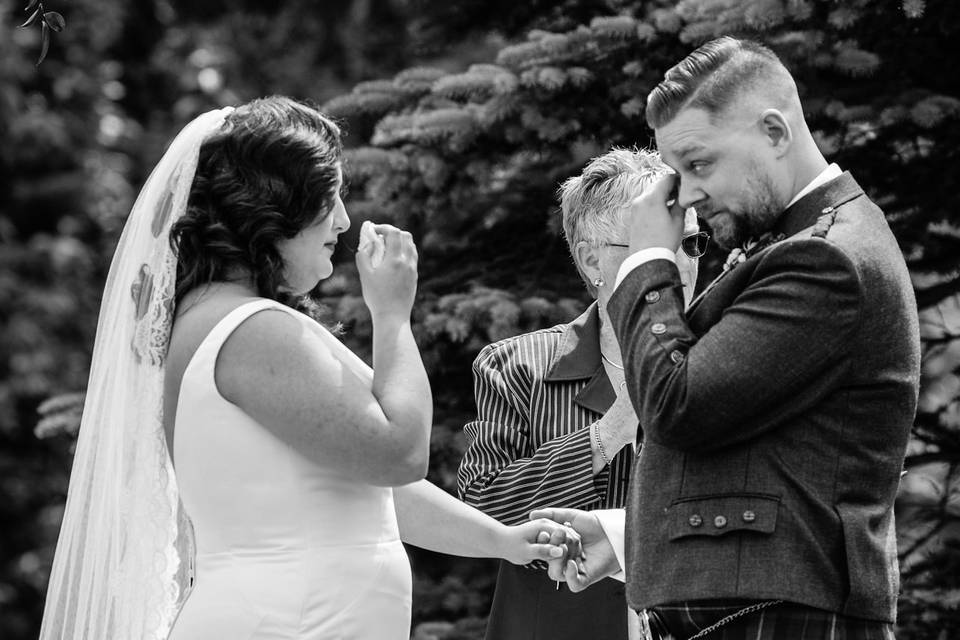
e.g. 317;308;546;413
916;274;960;310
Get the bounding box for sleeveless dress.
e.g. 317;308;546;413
167;299;412;640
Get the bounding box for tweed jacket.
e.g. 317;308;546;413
606;172;920;622
458;303;635;639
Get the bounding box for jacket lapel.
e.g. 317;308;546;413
543;302;615;415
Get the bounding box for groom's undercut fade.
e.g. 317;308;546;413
645;36;793;129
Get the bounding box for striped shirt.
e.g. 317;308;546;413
458;303;634;526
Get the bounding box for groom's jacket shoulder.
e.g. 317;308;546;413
612;172;920;453
692;172;912;330
609;172;922;623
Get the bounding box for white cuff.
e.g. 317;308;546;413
593;508;626;582
614;248;676;289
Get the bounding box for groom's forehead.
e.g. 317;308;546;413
654;108;722;160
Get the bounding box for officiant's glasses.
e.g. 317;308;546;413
604;231;710;259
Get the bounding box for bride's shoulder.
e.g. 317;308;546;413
216;303;347;407
218;300;338;374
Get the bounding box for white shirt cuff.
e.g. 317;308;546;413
614;248;676;289
593;508;626;582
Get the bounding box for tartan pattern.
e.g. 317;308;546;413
648;600;895;640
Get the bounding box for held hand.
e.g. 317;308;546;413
499;519;582;566
627;174;685;254
356;223;419;319
529;508;619;592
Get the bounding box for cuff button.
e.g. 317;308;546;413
742;510;756;523
688;514;703;527
670;350;684;364
713;515;727;528
645;290;661;303
651;323;667;335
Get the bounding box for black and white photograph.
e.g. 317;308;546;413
1;1;958;639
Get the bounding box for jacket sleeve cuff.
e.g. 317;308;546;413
614;248;676;289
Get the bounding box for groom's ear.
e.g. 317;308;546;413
758;109;792;157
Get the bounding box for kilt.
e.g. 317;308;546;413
646;599;895;640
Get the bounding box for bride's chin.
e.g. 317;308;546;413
317;265;334;282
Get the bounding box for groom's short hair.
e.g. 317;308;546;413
646;36;796;129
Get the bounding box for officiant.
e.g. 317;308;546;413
457;148;702;640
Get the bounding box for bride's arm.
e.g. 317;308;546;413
394;480;578;565
219;227;431;487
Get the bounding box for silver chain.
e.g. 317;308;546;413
683;600;784;640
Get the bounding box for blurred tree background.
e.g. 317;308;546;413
3;0;960;638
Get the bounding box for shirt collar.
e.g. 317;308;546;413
786;163;842;209
774;171;865;238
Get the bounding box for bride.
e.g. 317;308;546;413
39;97;577;640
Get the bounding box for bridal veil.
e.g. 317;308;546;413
39;107;233;640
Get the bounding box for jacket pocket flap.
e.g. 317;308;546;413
667;493;780;540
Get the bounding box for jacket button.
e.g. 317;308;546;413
688;514;703;527
713;515;727;528
670;350;684;364
645;290;661;303
651;323;667;335
742;510;756;523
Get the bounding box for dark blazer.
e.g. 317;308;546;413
459;304;633;640
607;172;920;622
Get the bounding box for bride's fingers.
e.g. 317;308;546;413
546;557;566;581
528;543;567;561
355;241;374;272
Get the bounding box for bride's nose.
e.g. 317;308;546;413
334;199;351;234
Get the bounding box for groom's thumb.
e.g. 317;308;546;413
530;508;574;524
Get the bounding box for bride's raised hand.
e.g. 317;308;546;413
356;223;419;320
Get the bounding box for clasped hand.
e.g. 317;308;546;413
529;508;620;592
508;518;583;566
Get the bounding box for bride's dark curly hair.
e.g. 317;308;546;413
170;96;342;311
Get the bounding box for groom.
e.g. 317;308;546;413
535;37;920;638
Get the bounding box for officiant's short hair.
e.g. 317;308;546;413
646;36;796;129
558;147;668;295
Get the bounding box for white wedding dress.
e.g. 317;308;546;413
167;299;412;640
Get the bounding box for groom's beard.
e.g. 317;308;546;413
706;170;784;250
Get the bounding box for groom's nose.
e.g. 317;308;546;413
678;180;705;210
